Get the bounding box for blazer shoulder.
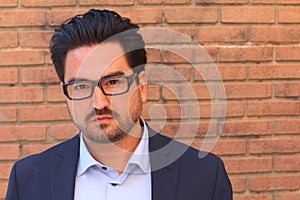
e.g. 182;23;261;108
152;131;221;163
15;135;80;168
151;131;226;173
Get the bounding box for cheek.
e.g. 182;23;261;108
129;90;142;110
67;100;91;119
110;92;138;114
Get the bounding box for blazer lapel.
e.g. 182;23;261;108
51;135;80;200
149;128;179;200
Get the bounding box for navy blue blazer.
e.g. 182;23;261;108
6;128;232;200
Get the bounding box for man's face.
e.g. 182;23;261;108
64;42;147;144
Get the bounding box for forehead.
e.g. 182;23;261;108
64;42;132;82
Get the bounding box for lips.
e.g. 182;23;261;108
96;115;112;123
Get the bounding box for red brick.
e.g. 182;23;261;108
0;144;19;160
0;87;44;103
252;0;300;4
0;50;44;66
49;9;86;26
230;177;247;192
276;46;300;61
0;31;17;48
139;0;190;4
275;156;300;172
249;175;300;192
46;51;53;64
248;101;300;117
219;46;273;62
20;105;71;122
125;8;163;24
0;10;45;27
80;0;133;5
141;28;192;45
162;84;215;100
165;7;218;24
275;193;300;200
196;26;247;43
223;83;272;99
0;126;46;142
49;8;163;26
251;26;300;43
163;121;215;138
194;65;247;81
194;140;247;156
146;64;191;82
275;119;300;135
191;101;244;119
46;85;65;102
203;46;218;62
22;0;76;7
222;120;272;136
214;140;247;156
19;30;54;48
171;27;193;39
0;107;17;122
279;7;300;23
0;163;13;179
250;138;300;154
50;124;78;140
161;50;193;64
0;68;18;84
250;64;300;79
146;84;160;101
0;0;17;7
22;67;59;83
163;46;218;63
146;48;161;63
22;143;56;157
222;7;275;23
196;0;247;4
223;157;272;174
142;103;189;120
233;194;272;200
0;182;8;199
275;82;300;97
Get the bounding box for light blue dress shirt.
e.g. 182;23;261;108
74;119;151;200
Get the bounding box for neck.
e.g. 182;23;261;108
83;121;143;174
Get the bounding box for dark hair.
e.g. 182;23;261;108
50;9;147;82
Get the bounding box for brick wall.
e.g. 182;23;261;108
0;0;299;199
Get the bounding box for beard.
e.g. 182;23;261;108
76;92;143;144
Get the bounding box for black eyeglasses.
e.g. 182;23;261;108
63;73;137;100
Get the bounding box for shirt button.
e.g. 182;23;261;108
102;166;107;170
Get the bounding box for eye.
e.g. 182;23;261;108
73;83;90;90
106;79;120;85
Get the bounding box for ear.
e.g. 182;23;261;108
60;82;67;100
137;71;147;103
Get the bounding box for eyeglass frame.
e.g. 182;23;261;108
62;72;139;100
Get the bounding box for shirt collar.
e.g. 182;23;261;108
77;118;150;176
125;118;150;174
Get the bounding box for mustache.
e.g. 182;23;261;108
85;107;119;121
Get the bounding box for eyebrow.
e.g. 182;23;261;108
66;71;126;83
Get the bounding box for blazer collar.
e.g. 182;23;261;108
51;135;80;200
148;127;179;200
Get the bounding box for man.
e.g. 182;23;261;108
6;9;232;200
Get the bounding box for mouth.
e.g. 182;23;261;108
95;115;113;124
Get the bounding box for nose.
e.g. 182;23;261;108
92;86;109;110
